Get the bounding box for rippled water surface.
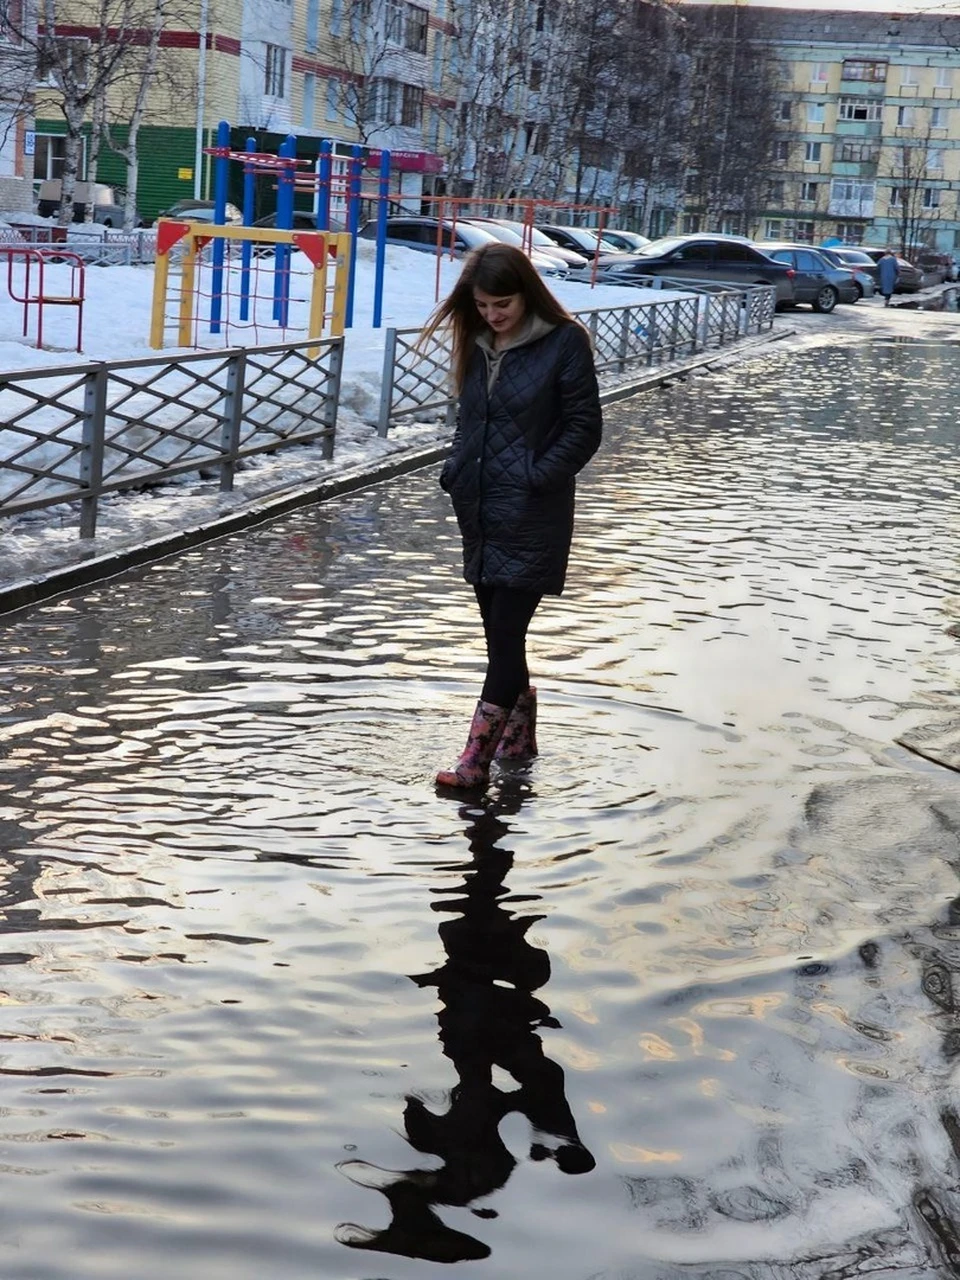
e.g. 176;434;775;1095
5;340;960;1278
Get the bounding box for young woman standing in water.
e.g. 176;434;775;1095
421;243;603;789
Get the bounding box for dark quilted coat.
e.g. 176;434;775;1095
439;322;602;595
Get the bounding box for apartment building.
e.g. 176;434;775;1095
0;0;37;212
28;0;457;221
733;6;960;250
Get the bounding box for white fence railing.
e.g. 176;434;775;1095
376;281;776;436
0;337;342;538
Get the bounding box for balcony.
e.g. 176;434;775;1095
831;160;879;178
835;119;883;137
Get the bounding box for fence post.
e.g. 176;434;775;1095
322;338;342;460
219;348;246;492
698;295;710;351
79;364;107;539
645;303;658;365
377;327;398;438
618;309;630;374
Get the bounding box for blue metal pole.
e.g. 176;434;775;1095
372;149;390;329
317;139;332;230
345;143;362;329
240;135;256;322
209;118;230;334
274;133;297;326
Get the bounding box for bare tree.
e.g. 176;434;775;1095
442;0;529;201
0;0;38;161
680;4;783;233
330;0;429;147
884;124;947;256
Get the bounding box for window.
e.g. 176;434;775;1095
402;83;423;127
807;102;825;124
529;61;543;92
931;106;948;129
680;214;701;234
326;77;339;122
764;219;783;239
535;0;545;30
838;142;880;163
928;149;944;172
33;133;85;181
385;0;404;41
800;181;818;202
889;187;902;207
432;32;444;89
581;140;613;169
810;61;829;83
897;106;915;127
767;178;785;202
302;72;315;128
405;4;428;54
805;141;822;163
795;221;815;242
831;179;875;206
684;172;699;196
796;249;826;271
923;187;941;208
524;122;548;155
372;78;401;123
305;0;319;51
842;59;887;83
330;0;342;36
715;241;755;263
773;139;790;162
900;65;918;86
836;222;866;242
778;100;791;121
264;44;286;97
838;97;883;123
937;66;952;89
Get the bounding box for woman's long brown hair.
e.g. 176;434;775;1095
418;242;578;392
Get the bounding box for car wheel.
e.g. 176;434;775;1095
854;282;864;301
813;285;838;314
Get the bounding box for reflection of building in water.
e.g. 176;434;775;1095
336;785;594;1265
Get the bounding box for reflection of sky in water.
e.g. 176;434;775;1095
2;341;960;1275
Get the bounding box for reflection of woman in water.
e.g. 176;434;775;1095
336;786;595;1264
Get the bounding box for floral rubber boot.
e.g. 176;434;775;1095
494;687;538;761
435;699;509;789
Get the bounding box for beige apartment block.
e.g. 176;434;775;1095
750;6;960;250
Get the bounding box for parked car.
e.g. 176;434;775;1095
595;233;795;306
357;216;567;276
466;218;588;269
536;224;628;258
594;227;651;252
158;198;243;225
756;243;859;312
460;219;568;276
36;179;145;228
816;246;876;298
855;247;924;292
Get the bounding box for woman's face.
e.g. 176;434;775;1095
473;288;526;342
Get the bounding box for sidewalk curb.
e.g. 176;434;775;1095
0;328;793;620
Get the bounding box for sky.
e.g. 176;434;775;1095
687;1;960;11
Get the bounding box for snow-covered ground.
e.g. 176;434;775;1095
0;221;677;590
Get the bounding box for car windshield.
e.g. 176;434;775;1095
631;237;690;257
465;222;524;246
834;250;873;264
499;221;564;249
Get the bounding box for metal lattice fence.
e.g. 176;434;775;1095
376;283;774;436
0;337;342;538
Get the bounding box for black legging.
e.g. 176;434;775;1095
474;585;542;709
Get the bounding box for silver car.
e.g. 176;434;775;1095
357;216;566;277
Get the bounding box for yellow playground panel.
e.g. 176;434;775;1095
149;219;352;350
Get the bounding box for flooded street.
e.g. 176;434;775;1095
4;334;960;1277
